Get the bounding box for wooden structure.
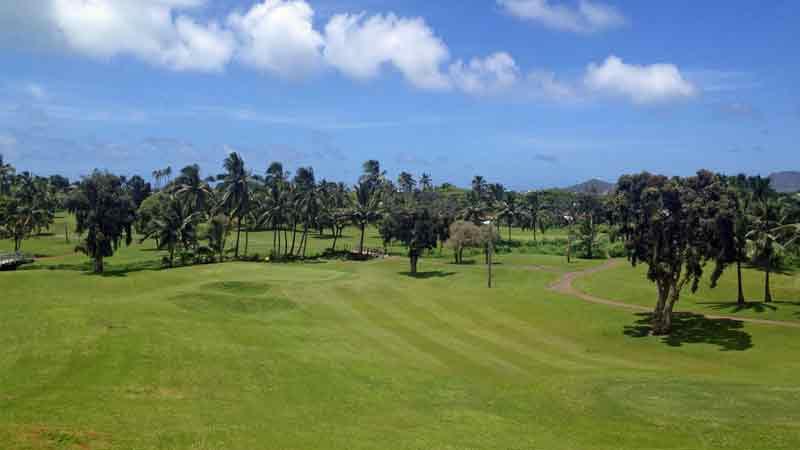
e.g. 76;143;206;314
0;253;34;271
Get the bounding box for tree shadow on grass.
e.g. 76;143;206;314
624;312;753;351
400;271;456;279
697;301;778;313
20;260;163;277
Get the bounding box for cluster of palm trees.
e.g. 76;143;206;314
3;150;800;294
723;175;800;303
0;157;61;252
136;154;386;266
151;166;172;190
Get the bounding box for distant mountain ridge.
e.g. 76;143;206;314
768;171;800;193
564;179;615;194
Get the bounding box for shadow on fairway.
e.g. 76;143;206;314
400;271;456;279
21;260;164;277
448;260;503;266
698;301;778;313
624;312;753;351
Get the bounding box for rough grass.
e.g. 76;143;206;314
2;218;800;449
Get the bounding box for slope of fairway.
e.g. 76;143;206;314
2;239;800;449
575;260;800;323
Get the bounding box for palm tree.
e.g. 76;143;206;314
220;152;250;258
460;191;487;225
361;160;383;185
151;169;163;190
420;173;433;192
471;176;487;200
203;214;229;262
318;182;350;251
292;167;317;258
140;196;200;267
164;166;173;185
747;198;783;303
496;191;520;241
397;172;416;194
351;179;381;255
173;164;213;219
0;154;14;196
523;191;543;241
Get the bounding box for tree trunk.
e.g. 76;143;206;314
409;251;418;275
652;279;671;332
487;240;493;288
736;260;745;306
93;255;104;274
508;223;512;241
533;221;537;242
359;223;366;255
235;216;242;258
301;225;308;258
275;226;281;258
566;231;572;264
331;228;339;251
272;225;277;256
764;264;773;303
289;221;297;256
244;224;249;257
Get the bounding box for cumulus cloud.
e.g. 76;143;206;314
584;56;696;104
449;52;520;95
323;13;451;90
51;0;235;72
498;0;626;33
228;0;324;77
0;0;699;108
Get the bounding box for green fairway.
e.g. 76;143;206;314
576;261;800;323
3;225;800;449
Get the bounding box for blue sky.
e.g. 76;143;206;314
0;0;798;189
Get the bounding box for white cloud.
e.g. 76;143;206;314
51;0;234;72
498;0;626;33
228;0;324;78
449;52;520;95
0;0;700;110
584;56;696;104
323;13;451;90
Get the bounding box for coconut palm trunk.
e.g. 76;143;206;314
764;264;773;303
359;223;366;255
234;216;242;258
736;260;745;306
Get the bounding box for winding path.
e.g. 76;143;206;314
548;259;800;329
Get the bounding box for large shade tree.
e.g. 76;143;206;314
380;207;438;274
66;171;136;274
615;171;731;334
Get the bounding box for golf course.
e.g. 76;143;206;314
2;212;800;450
3;1;800;447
